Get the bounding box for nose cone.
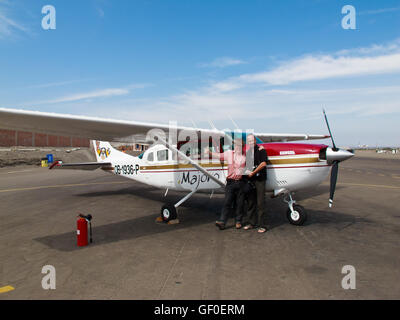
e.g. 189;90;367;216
326;147;354;162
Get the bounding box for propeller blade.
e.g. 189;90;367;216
323;109;338;151
329;161;339;208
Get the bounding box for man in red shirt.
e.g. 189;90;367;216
206;138;246;230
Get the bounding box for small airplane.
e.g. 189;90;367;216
0;108;354;225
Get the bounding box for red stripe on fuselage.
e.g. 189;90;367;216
258;143;328;157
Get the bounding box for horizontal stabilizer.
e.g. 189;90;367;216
49;161;113;171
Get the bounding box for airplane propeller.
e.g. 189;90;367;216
323;109;338;152
329;160;339;208
322;109;351;208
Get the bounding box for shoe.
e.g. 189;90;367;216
243;224;254;230
235;222;242;229
215;221;225;230
258;227;267;233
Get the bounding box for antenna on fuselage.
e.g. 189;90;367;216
208;119;217;130
190;119;198;128
228;115;240;130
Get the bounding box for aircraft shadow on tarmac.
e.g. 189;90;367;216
34;184;369;252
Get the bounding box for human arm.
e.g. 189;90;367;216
248;149;267;178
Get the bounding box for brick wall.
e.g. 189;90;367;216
34;133;47;147
48;135;58;146
72;137;90;148
0;129;16;147
17;131;33;146
0;130;90;147
58;136;71;147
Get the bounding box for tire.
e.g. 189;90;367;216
161;203;177;222
286;204;307;226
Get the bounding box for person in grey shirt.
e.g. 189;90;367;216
243;134;268;233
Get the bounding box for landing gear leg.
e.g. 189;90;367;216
159;189;197;223
284;193;307;226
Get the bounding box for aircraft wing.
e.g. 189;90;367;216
255;133;330;143
0;108;329;143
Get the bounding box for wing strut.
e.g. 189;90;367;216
155;137;226;188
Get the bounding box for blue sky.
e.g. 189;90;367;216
1;0;400;146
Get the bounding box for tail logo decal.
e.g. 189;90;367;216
96;141;111;160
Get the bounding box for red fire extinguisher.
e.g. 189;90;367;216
77;214;93;247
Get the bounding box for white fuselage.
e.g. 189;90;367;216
98;143;331;194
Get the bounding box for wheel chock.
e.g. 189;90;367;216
155;216;164;223
167;219;180;225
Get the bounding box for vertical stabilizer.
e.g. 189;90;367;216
92;140;118;162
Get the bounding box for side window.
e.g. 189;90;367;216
171;150;177;161
157;149;169;161
147;152;154;162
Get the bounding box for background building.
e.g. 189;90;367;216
0;129;90;147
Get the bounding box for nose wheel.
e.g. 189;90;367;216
284;193;307;225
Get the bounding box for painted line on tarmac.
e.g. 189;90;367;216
0;169;33;175
339;182;400;190
0;285;15;294
0;181;131;193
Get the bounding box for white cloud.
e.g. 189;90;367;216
39;82;400;146
82;84;400;128
0;2;28;38
242;53;400;84
212;40;400;90
336;39;400;56
27;79;95;89
20;42;399;136
210;81;243;92
33;88;130;105
9;40;400;145
200;57;246;68
359;7;400;16
26;83;151;105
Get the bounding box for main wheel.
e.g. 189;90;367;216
161;203;177;222
286;204;307;226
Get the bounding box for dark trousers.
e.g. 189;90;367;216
218;179;245;225
246;179;266;228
